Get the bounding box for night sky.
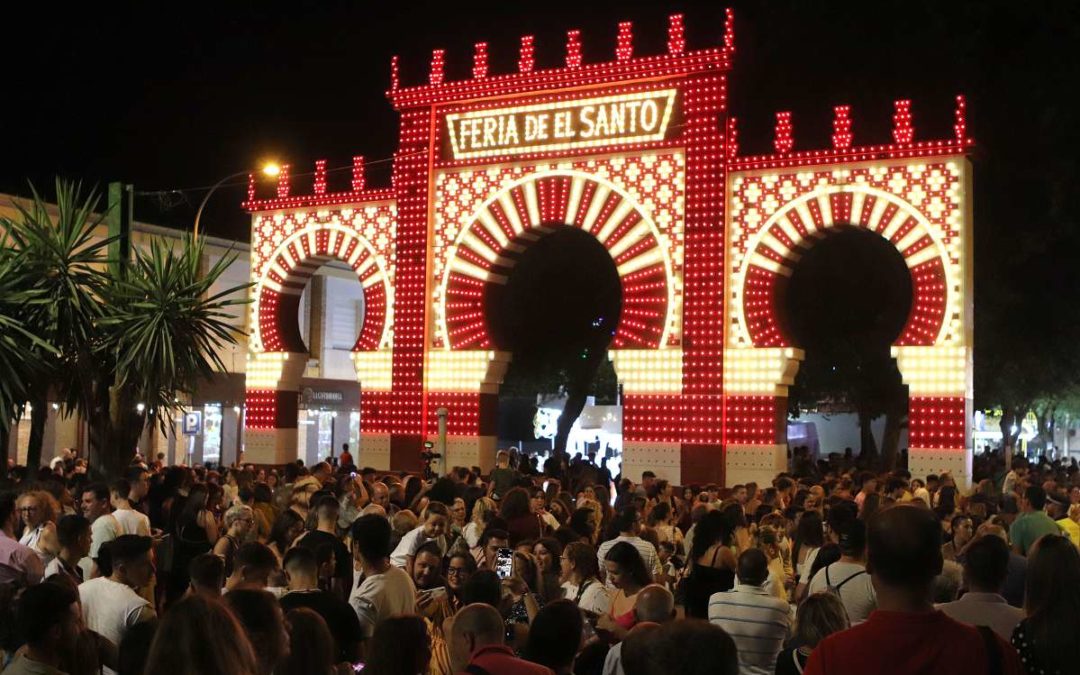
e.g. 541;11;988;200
5;0;1075;244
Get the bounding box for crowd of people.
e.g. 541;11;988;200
1;444;1079;675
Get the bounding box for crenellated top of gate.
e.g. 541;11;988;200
386;12;734;110
728;96;974;173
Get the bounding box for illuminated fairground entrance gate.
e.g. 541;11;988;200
241;12;975;487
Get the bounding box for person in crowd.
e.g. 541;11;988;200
569;507;598;546
169;483;219;603
681;509;736;618
278;608;351;675
223;541;277;592
448;603;555;675
349;514;417;649
707;548;789;675
597;541;652;638
1011;533;1080;675
560;540;612;617
390;501;449;574
792;510;825;601
488;450;519;501
806;518;876;624
17;490;59;565
475;527;510;572
931;559;963;603
0;498;42;587
109;479;151;536
297;495;353;598
267;509;305;569
941;514;973;561
44;514;91;583
79;483;118;579
464;496;496;548
602;584;674;675
363;615;431;675
1055;502;1080;546
756;524;790;601
626;619;738;675
524;599;583;675
501;487;544;545
776;592;849;675
212;504;254;578
1010;486;1063;556
450;496;468;532
280;546;362;664
4;581;82;675
79;535;157;675
804;504;1024;675
145;591;258;675
444;550;477;616
187;552;225;597
224;589;291;675
937;533;1024;640
647;502;684;552
596;506;662;587
117;619;158;675
124;467;151;515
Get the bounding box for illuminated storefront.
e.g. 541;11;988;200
241;13;974;486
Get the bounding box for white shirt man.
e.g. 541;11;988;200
79;535;156;675
709;550;790;675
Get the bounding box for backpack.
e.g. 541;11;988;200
824;564;865;595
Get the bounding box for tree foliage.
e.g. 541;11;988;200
1;180;249;478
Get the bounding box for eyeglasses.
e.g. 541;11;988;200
447;567;469;577
18;506;38;512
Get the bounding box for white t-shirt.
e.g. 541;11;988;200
390;526;433;568
562;578;612;616
806;561;876;624
111;508;151;536
79;577;153;674
349;566;416;638
79;515;120;580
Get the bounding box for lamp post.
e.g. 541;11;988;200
192;162;280;242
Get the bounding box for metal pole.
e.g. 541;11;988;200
192;171;248;242
437;407;448;476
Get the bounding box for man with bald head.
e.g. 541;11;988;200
449;603;554;675
602;585;675;675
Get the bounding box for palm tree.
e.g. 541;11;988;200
5;179;248;478
4;180;112;472
90;235;247;477
0;237;55;477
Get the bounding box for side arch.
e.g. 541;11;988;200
255;224;391;353
438;170;676;351
736;185;954;348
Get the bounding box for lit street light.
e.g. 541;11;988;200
192;162;281;242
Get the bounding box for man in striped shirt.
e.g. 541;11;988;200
708;548;790;675
596;506;663;588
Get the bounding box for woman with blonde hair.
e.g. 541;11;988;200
17;490;60;564
143;593;260;675
463;496;496;549
776;592;850;675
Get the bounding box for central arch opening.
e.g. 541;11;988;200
487;226;623;470
783;227;913;472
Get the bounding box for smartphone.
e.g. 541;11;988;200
495;547;513;580
352;663;365;672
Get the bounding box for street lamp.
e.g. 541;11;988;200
192;162;281;242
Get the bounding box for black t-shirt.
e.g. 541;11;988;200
297;529;353;592
279;588;363;661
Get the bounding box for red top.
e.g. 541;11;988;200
462;644;555;675
804;609;1024;675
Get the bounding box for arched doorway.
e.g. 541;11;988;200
783;227;913;470
428;168;682;475
724;165;973;488
244;217;396;466
488;226;622;470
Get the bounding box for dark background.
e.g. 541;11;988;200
3;0;1078;414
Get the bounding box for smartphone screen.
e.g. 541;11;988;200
496;547;513;580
